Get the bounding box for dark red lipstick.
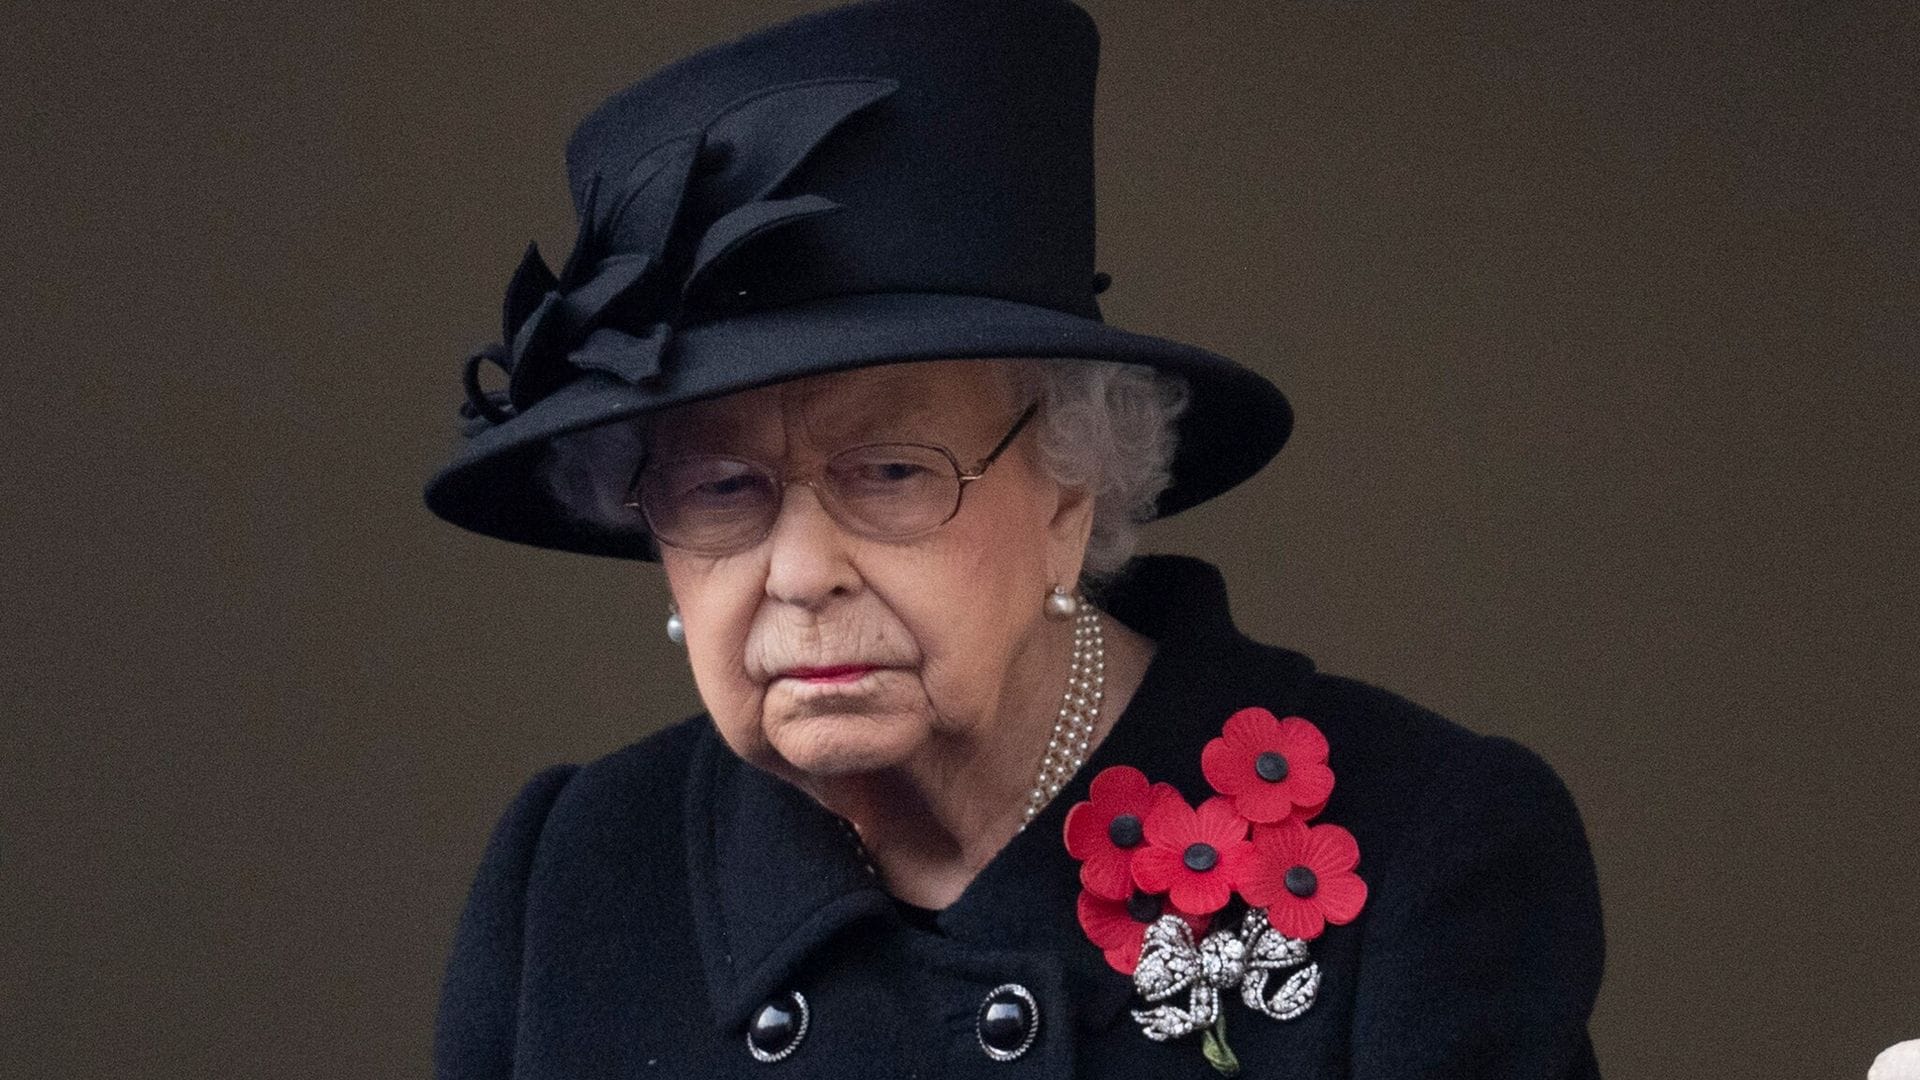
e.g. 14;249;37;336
780;664;878;684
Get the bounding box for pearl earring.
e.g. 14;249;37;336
665;605;685;644
1044;584;1079;621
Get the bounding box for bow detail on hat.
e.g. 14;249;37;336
1131;907;1321;1042
458;76;900;435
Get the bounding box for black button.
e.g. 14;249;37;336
976;983;1039;1061
1183;842;1218;872
1255;751;1290;782
746;990;809;1063
1284;865;1319;898
1107;813;1143;848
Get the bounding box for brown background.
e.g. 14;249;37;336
4;1;1915;1076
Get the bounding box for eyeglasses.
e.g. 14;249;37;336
623;402;1039;556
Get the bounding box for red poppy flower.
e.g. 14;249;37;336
1201;707;1335;824
1064;766;1184;900
1076;888;1212;975
1128;794;1253;915
1237;818;1367;940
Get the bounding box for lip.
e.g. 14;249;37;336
778;664;881;685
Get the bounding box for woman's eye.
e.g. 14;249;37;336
666;461;772;504
838;459;936;491
868;461;928;482
696;474;761;497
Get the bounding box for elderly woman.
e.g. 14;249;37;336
422;1;1604;1078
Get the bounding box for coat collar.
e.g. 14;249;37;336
684;555;1317;1033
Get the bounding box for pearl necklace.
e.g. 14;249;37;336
1020;603;1105;828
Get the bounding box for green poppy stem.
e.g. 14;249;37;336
1200;1010;1241;1076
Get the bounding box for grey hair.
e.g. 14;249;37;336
534;358;1190;585
1005;359;1190;584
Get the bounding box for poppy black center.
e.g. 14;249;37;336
1285;865;1319;898
1126;890;1164;923
1107;813;1143;848
1255;751;1290;782
1183;842;1219;872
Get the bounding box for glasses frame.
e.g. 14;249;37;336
621;400;1040;555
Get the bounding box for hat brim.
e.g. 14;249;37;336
422;291;1292;560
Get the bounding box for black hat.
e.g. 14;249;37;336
422;0;1293;560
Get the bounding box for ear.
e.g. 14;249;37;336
1044;479;1097;591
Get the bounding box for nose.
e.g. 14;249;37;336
760;479;859;612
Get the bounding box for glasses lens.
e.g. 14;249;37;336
639;456;779;553
822;444;961;538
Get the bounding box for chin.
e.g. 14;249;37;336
765;708;930;778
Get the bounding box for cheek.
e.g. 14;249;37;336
889;492;1054;710
955;473;1058;599
665;560;768;751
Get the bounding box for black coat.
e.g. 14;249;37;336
434;555;1605;1078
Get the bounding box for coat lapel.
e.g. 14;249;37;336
684;727;894;1032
